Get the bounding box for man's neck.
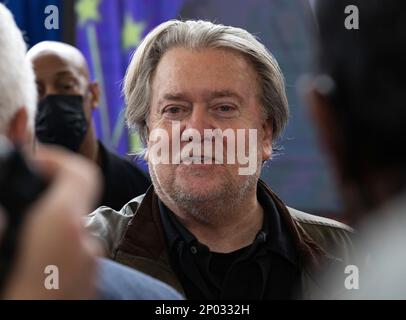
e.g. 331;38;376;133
78;124;100;165
165;189;264;253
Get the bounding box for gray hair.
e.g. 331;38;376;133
0;4;37;134
123;20;289;146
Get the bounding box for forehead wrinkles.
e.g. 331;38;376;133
151;47;261;103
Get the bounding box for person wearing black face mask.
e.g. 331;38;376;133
27;41;151;211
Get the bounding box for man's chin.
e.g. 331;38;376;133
174;175;226;200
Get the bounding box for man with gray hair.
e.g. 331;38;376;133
88;20;355;299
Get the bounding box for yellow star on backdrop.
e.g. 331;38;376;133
76;0;101;25
122;14;145;51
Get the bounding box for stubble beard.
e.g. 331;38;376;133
149;162;261;225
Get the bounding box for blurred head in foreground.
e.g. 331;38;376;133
309;0;406;224
0;4;37;148
308;0;406;299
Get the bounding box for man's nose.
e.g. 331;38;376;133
184;105;214;136
43;85;60;97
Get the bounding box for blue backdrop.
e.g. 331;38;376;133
1;0;62;47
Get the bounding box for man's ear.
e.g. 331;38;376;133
308;88;347;175
143;149;149;162
143;124;150;162
89;82;100;110
7;108;29;145
261;120;273;162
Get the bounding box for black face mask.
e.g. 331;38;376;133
35;95;89;152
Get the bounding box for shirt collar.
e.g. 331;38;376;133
158;181;299;267
158;199;195;250
256;182;299;266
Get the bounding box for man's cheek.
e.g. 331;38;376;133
83;100;93;120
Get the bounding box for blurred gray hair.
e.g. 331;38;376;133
123;20;289;146
0;4;37;134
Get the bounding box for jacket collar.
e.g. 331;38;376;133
118;180;333;269
256;180;331;270
117;185;168;262
117;180;341;298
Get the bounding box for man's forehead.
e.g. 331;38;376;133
152;47;259;101
157;47;253;73
31;52;74;68
28;45;89;79
158;89;244;103
31;54;88;83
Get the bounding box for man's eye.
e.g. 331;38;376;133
165;106;182;114
62;84;74;90
217;105;233;112
56;81;75;91
214;105;239;115
162;106;188;117
212;105;239;118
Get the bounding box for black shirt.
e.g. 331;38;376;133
159;183;302;299
98;142;151;210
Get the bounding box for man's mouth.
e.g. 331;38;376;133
180;155;221;164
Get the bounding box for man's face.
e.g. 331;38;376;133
31;53;94;120
147;47;273;214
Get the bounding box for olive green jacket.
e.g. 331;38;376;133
87;180;357;299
